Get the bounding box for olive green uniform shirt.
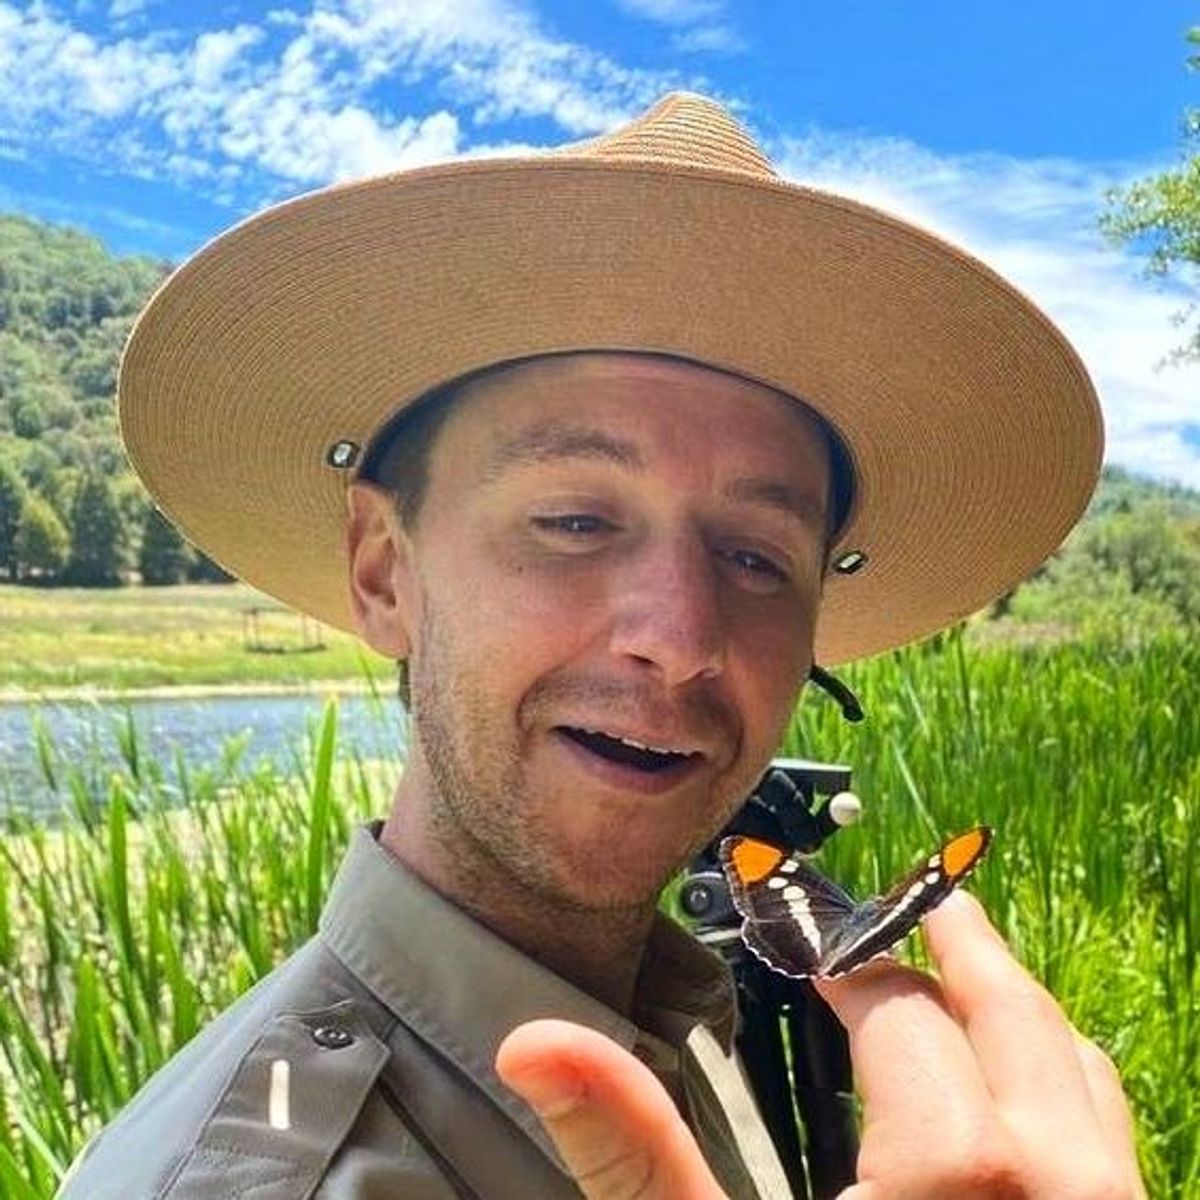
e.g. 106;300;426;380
59;825;790;1200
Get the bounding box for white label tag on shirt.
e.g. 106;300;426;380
269;1058;292;1131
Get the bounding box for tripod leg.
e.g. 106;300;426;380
788;986;859;1199
734;968;812;1198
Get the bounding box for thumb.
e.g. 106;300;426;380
497;1018;728;1200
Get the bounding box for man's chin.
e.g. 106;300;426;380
533;839;690;914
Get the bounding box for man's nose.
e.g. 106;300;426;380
607;533;727;687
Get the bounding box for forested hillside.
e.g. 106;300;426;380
0;214;164;478
1;211;1198;630
0;214;221;584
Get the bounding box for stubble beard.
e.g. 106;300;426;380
410;603;644;915
408;601;742;915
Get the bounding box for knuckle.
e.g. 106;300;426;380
1075;1034;1123;1086
1080;1155;1144;1200
918;1122;1137;1200
949;1123;1026;1198
1070;1167;1136;1200
892;1118;1025;1198
990;976;1064;1028
575;1144;657;1200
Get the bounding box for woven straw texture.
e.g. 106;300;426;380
118;93;1102;664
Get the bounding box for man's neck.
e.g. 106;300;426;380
379;790;657;1017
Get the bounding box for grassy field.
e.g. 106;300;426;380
0;583;391;694
1;631;1198;1196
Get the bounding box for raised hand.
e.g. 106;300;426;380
497;891;1144;1199
816;891;1146;1200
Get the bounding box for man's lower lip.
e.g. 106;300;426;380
551;729;703;795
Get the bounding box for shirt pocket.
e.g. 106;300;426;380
162;998;388;1200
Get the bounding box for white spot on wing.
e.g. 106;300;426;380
269;1058;291;1131
781;886;823;957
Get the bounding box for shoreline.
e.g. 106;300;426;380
0;679;387;706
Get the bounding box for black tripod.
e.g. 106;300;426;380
680;759;861;1199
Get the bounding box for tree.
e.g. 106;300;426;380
1102;27;1200;359
188;547;235;583
1010;502;1200;630
139;507;193;585
0;458;26;580
1075;503;1200;624
64;471;126;586
14;493;68;579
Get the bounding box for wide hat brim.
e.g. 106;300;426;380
119;94;1102;665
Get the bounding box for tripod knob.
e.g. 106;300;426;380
678;870;738;923
827;791;862;827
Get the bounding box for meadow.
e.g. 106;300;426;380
0;583;386;694
0;630;1197;1197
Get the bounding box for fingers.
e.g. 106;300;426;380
817;891;1145;1199
922;892;1109;1155
496;1019;727;1200
1072;1031;1148;1200
814;955;994;1136
1071;1031;1136;1147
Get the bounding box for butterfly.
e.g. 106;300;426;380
718;827;993;979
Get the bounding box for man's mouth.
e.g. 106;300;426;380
555;726;700;774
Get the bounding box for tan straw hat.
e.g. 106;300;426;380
118;92;1102;665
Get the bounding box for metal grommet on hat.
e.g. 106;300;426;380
832;549;868;576
325;440;361;470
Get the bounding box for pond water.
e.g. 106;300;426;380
0;692;407;820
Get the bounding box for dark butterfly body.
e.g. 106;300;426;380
718;827;993;980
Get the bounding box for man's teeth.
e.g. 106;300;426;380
578;728;690;756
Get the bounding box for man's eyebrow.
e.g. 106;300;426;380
482;423;644;482
722;476;827;530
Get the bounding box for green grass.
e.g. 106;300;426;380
1;632;1198;1196
0;583;389;693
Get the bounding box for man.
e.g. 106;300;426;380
61;94;1143;1198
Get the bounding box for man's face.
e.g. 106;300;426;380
392;353;830;911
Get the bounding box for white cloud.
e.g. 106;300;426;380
0;5;177;122
0;0;683;197
219;100;461;182
669;24;745;54
109;0;148;18
613;0;741;55
776;132;1200;489
615;0;722;22
296;0;681;133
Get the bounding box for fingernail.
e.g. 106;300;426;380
505;1065;586;1121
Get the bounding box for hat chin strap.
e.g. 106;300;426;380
808;665;865;723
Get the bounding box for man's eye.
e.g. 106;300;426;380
531;514;613;536
722;548;789;583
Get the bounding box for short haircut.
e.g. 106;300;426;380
362;358;855;538
358;377;464;532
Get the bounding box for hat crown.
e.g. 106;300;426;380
560;92;776;178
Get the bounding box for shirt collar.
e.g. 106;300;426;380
318;824;737;1156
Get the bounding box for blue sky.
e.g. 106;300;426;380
2;0;1199;487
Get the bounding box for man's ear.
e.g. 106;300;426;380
345;481;416;660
